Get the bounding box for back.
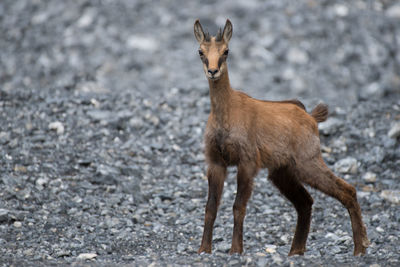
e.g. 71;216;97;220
249;99;321;168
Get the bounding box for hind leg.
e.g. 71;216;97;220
298;156;369;256
269;166;314;256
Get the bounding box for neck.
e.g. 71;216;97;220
208;69;232;125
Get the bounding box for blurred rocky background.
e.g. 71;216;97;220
0;0;399;265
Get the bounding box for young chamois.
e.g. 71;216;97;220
194;19;369;256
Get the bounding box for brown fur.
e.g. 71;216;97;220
194;19;369;256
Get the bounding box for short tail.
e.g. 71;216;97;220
311;103;328;123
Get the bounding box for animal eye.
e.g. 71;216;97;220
223;49;229;56
198;50;204;56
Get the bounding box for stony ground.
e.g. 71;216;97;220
1;0;400;266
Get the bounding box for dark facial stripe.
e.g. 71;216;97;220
218;56;226;68
204;57;209;68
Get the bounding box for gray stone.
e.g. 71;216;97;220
76;82;109;94
48;121;64;135
0;131;11;144
388;122;400;139
319;117;344;135
0;209;9;223
127;35;158;52
362;172;377;183
386;4;400;19
77;253;97;260
286;47;309;64
13;221;22;228
334;157;358;174
380;190;400;204
87;110;113;122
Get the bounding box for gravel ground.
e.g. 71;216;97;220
1;0;400;266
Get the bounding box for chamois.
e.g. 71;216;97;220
194;19;369;256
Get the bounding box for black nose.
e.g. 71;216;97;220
208;69;218;76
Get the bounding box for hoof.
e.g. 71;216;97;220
353;246;367;256
354;237;369;256
198;247;211;254
288;249;305;256
229;247;243;255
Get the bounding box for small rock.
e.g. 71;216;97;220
325;232;340;243
127;35;158;51
319;117;344;135
360;82;382;99
129;117;144;129
362;185;374;192
49;121;64;135
55;250;71;258
272;254;283;264
76;82;109;93
0;131;10;145
362;172;377;183
177;243;185;253
382;135;396;148
23;248;35;256
77;253;97;260
264;244;276;253
87;110;113;122
14;165;27;173
77;9;95;28
36;177;49;189
380;190;400;204
14;221;22;228
228;259;239;265
217;242;231;252
334;157;358;174
386;4;400;19
0;209;9;223
388;122;400;139
334;4;349;17
286;47;308;64
291;77;306;94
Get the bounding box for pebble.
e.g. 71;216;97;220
333;4;349;17
264;244;277;253
0;209;9;223
0;131;11;144
334;157;358;174
388;122;400;139
286;47;309;64
319;117;344;135
14;221;22;228
380;190;400;204
48;121;64;135
362;172;377;183
127;35;158;51
36;177;49;189
272;254;283;264
76;82;109;93
386;4;400;19
77;253;98;260
77;9;95;28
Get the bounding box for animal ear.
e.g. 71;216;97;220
222;19;233;43
194;19;205;43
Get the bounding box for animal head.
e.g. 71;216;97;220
194;19;232;81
